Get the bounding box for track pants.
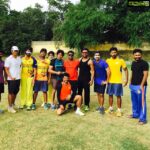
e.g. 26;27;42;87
130;85;147;122
20;78;33;107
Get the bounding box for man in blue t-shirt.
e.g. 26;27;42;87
93;52;110;114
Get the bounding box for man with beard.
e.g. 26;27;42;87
32;48;50;110
64;50;79;109
0;50;7;114
20;48;37;110
93;52;110;114
129;49;149;125
5;46;22;113
106;47;128;117
78;48;94;111
57;73;84;116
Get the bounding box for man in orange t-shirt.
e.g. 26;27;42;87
64;51;79;109
57;73;84;116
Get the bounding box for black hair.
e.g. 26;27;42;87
40;48;47;53
63;72;70;78
133;49;142;54
81;48;89;52
94;51;100;55
25;47;33;53
48;51;55;56
68;50;74;55
56;49;64;56
109;47;118;53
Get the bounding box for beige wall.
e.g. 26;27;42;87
32;41;76;53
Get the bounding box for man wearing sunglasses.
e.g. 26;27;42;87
64;50;80;109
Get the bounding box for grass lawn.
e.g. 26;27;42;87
0;70;150;150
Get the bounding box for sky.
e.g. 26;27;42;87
9;0;79;11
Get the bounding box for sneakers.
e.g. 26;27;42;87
47;103;51;108
44;103;49;110
31;104;36;110
51;104;56;110
116;110;122;117
84;105;89;111
26;106;31;111
41;103;44;107
75;109;85;116
8;107;16;113
96;107;100;111
105;108;114;114
99;107;105;115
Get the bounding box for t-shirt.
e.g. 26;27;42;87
93;59;108;85
60;82;72;101
50;58;64;80
4;55;22;80
131;59;149;85
21;56;37;79
0;60;4;83
64;59;79;81
35;58;50;81
106;57;126;84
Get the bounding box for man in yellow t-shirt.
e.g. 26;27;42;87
106;47;128;117
20;48;37;110
32;48;50;110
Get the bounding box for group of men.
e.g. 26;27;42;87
0;46;149;125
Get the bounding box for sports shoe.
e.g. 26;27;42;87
116;111;122;117
96;107;100;111
84;105;89;111
105;108;114;114
44;103;49;110
51;104;56;110
19;105;24;109
8;107;16;113
99;107;105;115
26;106;31;111
31;104;36;110
47;103;51;108
0;109;4;114
75;109;85;116
67;103;73;110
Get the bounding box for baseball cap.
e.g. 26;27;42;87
11;46;19;51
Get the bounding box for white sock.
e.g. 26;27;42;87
109;106;113;110
118;108;121;112
76;107;80;111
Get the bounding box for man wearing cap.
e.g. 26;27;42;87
0;50;7;114
20;48;37;111
5;46;22;113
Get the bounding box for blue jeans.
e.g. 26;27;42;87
130;85;147;122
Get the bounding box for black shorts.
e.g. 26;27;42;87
59;95;75;108
94;84;106;94
8;80;20;95
0;83;4;93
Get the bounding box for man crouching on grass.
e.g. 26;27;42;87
57;73;84;116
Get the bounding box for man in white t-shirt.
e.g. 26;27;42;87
4;46;22;113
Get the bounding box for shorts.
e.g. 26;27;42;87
106;83;123;96
8;80;20;95
94;84;106;94
59;95;75;108
33;81;48;92
0;83;4;93
51;78;59;89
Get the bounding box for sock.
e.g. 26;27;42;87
118;108;121;112
109;106;113;110
76;107;80;111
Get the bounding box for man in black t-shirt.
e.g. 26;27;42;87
129;49;149;125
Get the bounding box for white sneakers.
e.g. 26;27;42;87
75;108;85;116
8;106;16;113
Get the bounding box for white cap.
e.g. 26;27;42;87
11;46;19;51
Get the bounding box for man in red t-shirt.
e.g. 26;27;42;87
57;73;84;116
64;51;79;109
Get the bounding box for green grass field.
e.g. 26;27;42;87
0;70;150;150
